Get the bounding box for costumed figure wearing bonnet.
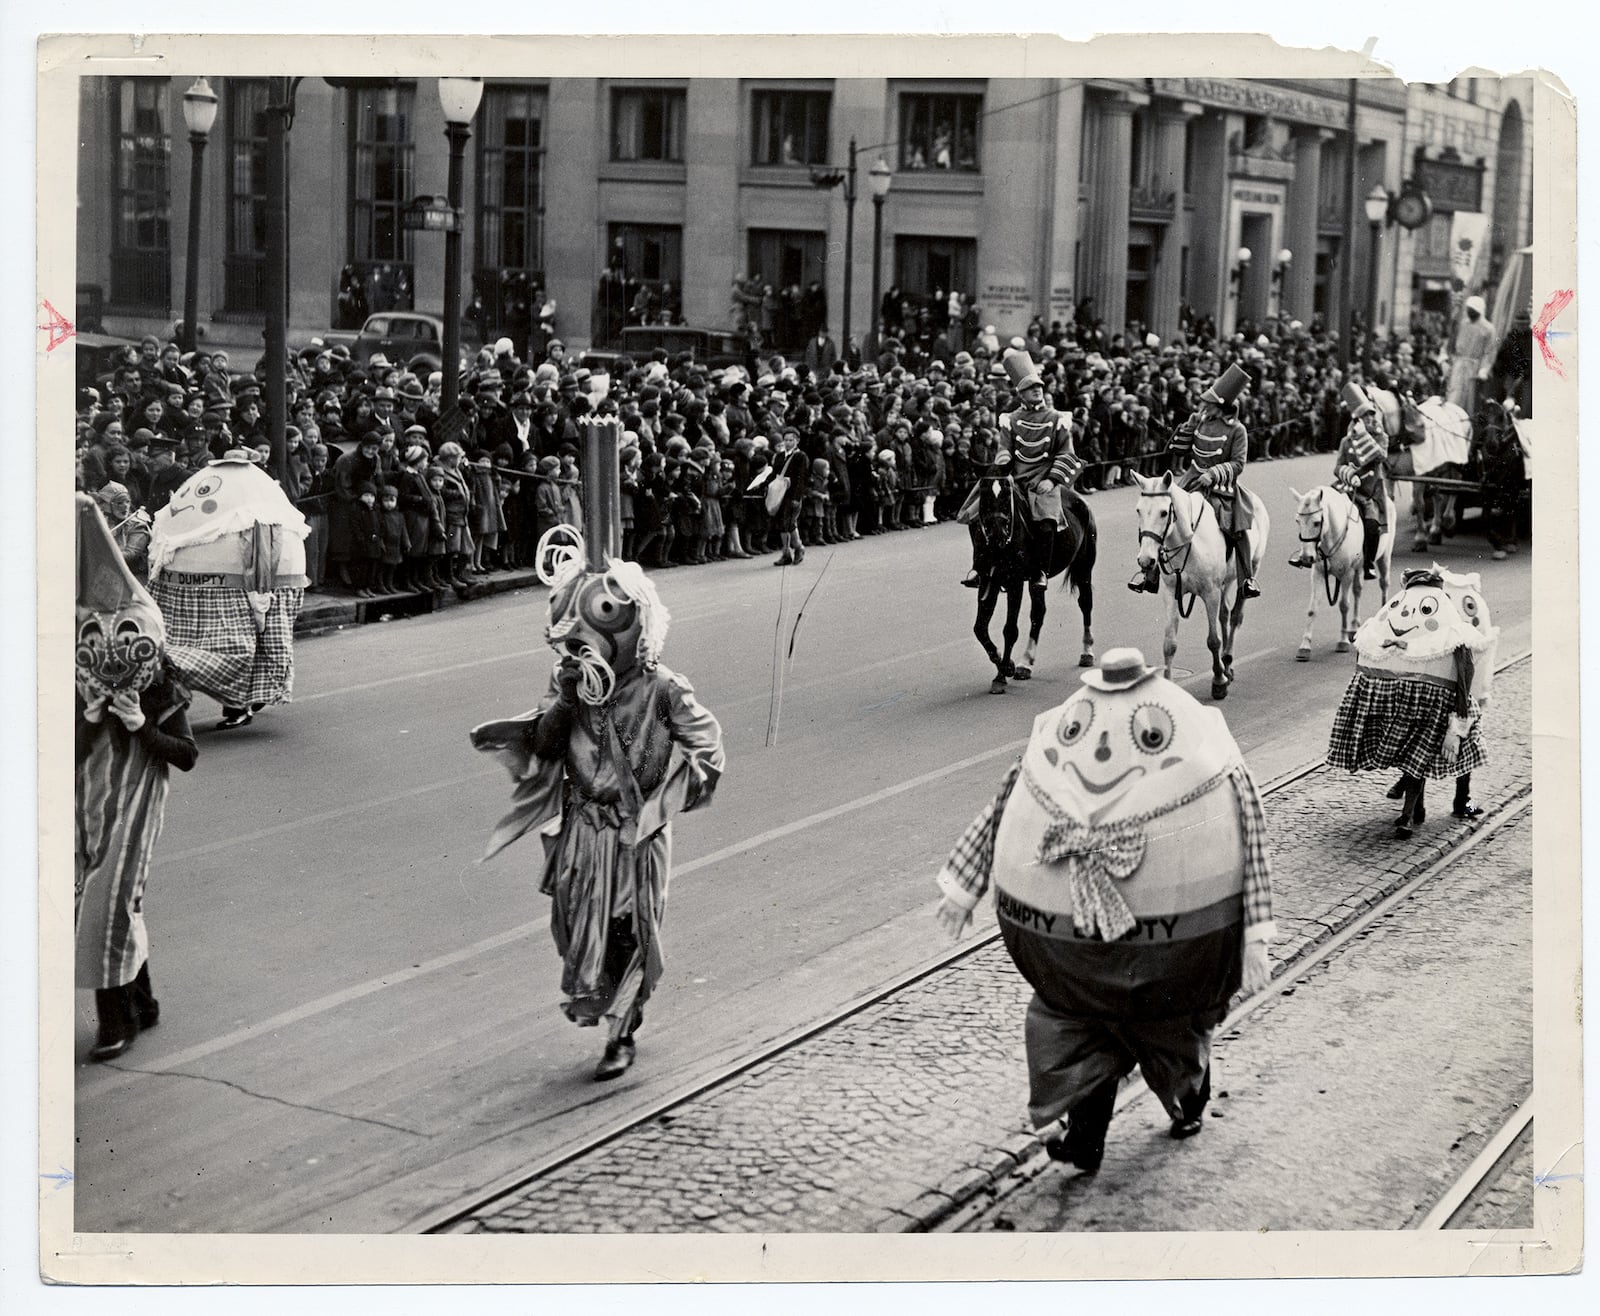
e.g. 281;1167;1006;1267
76;494;199;1061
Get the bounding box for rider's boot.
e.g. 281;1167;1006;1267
1361;520;1380;580
1127;562;1159;594
961;525;983;587
1031;521;1057;587
1231;531;1261;599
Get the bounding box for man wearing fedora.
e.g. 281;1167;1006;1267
957;349;1085;588
1128;362;1261;599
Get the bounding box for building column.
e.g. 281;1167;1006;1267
1043;81;1086;331
1082;89;1145;337
1282;128;1329;326
683;80;741;329
1147;100;1200;343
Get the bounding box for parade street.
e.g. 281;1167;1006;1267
72;451;1533;1235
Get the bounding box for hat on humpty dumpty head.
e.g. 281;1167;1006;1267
1200;362;1251;408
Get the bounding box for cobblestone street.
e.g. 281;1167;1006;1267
451;658;1533;1234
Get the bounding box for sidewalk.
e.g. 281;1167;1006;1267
295;565;544;637
443;656;1533;1235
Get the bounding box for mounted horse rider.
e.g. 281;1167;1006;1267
1128;363;1260;599
1292;382;1390;581
959;349;1086;588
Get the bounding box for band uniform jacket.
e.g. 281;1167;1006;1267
1169;412;1252;533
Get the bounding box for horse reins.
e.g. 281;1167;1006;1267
1140;492;1208;619
1298;492;1359;607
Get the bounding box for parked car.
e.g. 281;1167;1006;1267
75;332;142;393
581;325;748;373
323;311;479;377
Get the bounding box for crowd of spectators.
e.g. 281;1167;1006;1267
74;303;1491;602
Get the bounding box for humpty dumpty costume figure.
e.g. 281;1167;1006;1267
1329;566;1496;837
471;531;725;1081
1382;564;1499;822
147;451;309;729
936;646;1275;1172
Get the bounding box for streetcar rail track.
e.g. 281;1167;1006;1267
416;651;1532;1236
1418;1095;1533;1230
930;787;1533;1233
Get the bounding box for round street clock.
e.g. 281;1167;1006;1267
1392;185;1433;231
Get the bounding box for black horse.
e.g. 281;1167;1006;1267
970;474;1097;694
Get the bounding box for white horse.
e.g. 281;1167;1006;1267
1133;472;1270;701
1288;484;1393;660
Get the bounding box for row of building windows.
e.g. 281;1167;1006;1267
100;78;999;316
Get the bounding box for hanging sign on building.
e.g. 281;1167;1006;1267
1414;154;1484;213
1448;212;1490;291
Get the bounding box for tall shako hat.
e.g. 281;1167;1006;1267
1340;382;1376;416
1200;362;1251;407
1001;349;1043;392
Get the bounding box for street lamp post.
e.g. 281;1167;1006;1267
1363;184;1391;360
262;76;299;488
867;157;892;361
180;78;218;356
437;77;484;416
841;137;858;356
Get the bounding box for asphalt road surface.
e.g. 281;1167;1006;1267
71;452;1533;1233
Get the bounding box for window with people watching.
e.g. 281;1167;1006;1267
898;91;982;173
750;89;831;167
611;87;686;163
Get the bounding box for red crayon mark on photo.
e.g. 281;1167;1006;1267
1531;290;1573;376
39;299;75;352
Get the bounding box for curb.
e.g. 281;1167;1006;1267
295;568;545;637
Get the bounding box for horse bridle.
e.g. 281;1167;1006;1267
1298;490;1360;606
1138;490;1208;618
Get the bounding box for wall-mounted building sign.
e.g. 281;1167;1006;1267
1414;153;1484;213
1150;78;1345;127
1231;184;1286;207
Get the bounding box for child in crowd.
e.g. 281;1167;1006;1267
376;484;411;595
349;481;383;597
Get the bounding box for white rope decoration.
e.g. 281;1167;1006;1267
535;523;587;587
564;642;617;706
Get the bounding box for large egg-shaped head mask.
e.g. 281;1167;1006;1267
1021;647;1240;826
150;455;310;582
1354;568;1490;679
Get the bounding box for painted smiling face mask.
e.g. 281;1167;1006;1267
993;647;1253;943
1354;569;1493;682
76;494;165;712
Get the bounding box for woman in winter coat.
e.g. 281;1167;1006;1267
394;442;437;589
435;441;476;586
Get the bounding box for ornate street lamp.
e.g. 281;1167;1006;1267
180;78;218;355
867;157;892;359
437;77;484;414
1364;185;1392;349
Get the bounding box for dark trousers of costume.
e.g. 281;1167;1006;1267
1023;992;1222;1131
